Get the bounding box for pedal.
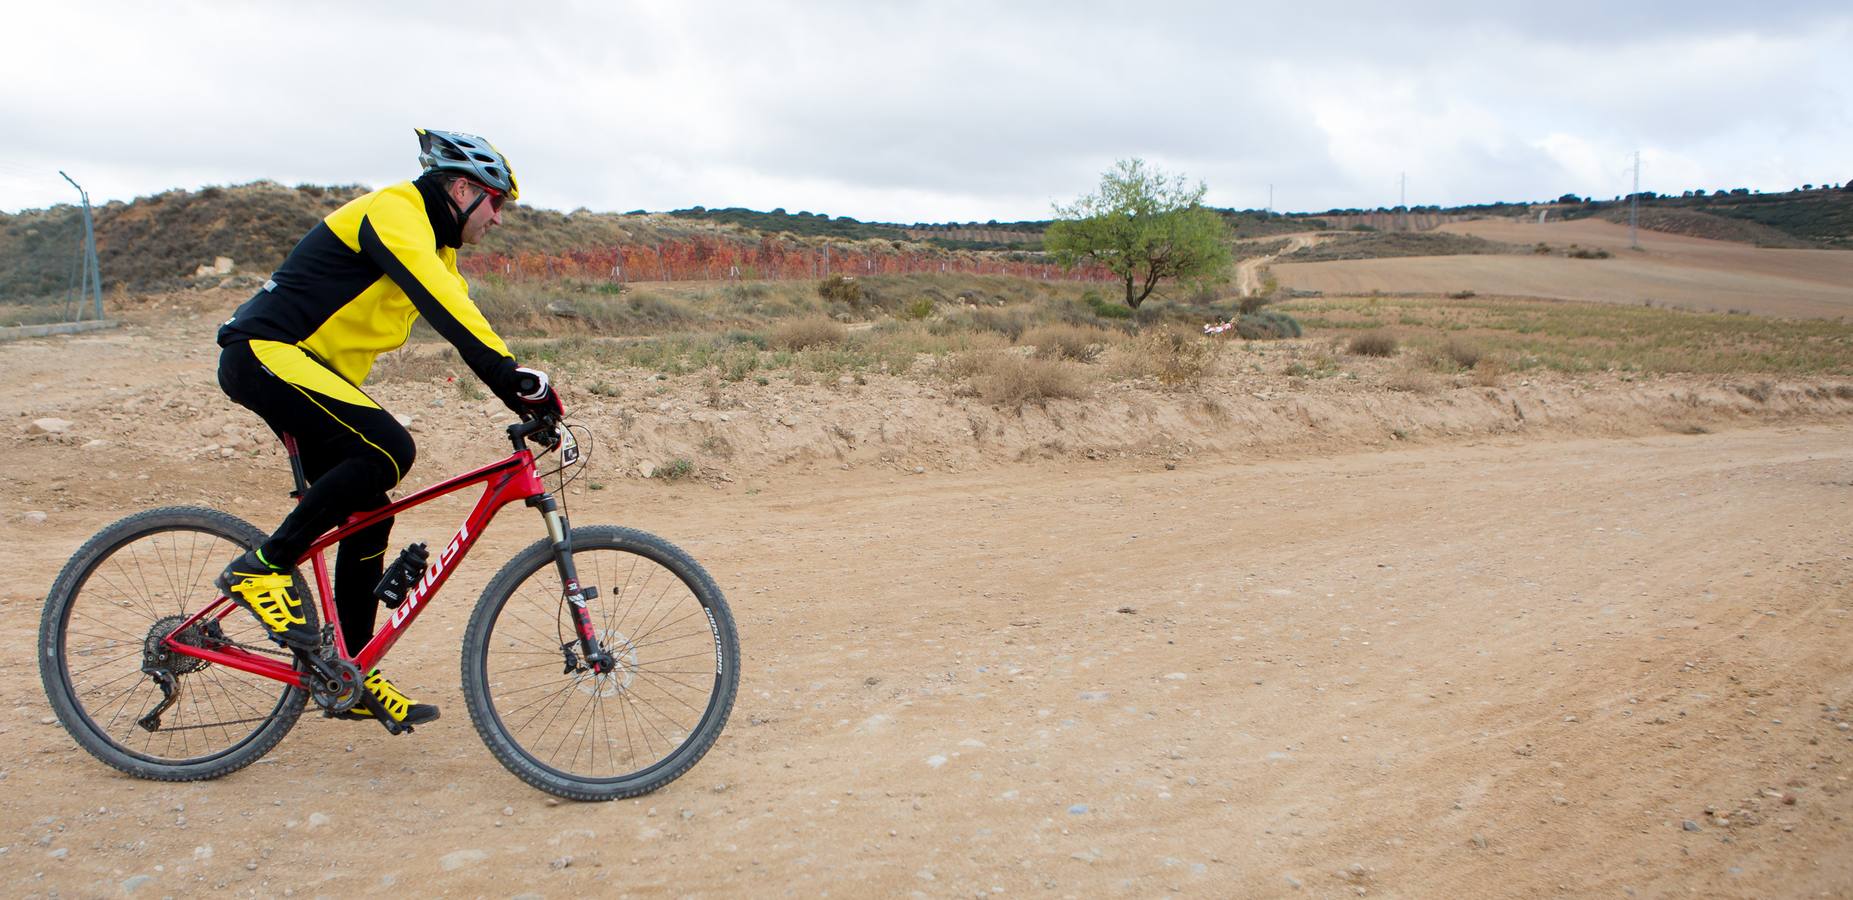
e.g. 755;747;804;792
356;690;411;735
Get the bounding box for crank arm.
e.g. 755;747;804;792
354;690;411;735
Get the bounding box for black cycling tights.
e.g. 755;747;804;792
218;341;416;656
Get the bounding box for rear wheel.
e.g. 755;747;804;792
38;507;312;781
462;526;739;801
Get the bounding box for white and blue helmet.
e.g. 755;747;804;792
416;128;520;200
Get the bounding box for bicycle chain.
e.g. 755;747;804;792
142;638;304;733
145;715;275;732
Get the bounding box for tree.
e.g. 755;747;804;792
1045;158;1232;310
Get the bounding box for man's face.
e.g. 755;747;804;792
448;178;505;245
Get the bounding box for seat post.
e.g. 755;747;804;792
282;433;309;499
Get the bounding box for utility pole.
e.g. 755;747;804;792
1399;172;1407;231
1629;151;1641;250
59;170;104;321
1267;184;1274;217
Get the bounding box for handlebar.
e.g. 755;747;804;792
507;415;560;453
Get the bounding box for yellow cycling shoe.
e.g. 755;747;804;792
336;669;440;726
215;549;319;649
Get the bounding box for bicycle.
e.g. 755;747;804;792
37;414;740;801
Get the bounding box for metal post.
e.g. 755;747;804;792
60;171;104;321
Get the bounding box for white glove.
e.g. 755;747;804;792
515;366;551;401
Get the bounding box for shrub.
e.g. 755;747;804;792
1470;355;1507;386
1130;330;1218;386
1234;311;1302;340
621;290;694;325
723;281;772;302
1385;364;1439;394
966;306;1030;341
1440;336;1483;369
651;458;696;481
817;275;862;307
1023;324;1106;362
769;316;846;350
1083;292;1133;320
957;351;1089;406
902;296;935;320
723;330;768;349
928;307;1032;341
1238;294;1274;315
717;347;760;382
1347;330;1399;357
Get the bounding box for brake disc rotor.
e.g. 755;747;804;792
573;630;638;697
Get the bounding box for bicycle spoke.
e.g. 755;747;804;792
46;513;305;773
466;527;736;799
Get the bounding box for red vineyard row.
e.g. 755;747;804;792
459;237;1116;284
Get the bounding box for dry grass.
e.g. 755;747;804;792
952;350;1090;406
1469;355;1508;387
1384;363;1441;394
1286;295;1853;376
1108;330;1220;387
400;270;1849;392
367;345;464;384
1439;336;1484;369
1023;323;1108;362
769;316;847;350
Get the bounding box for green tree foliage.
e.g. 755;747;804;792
1045;159;1233;310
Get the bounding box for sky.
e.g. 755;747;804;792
3;0;1849;222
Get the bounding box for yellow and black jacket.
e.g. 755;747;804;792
218;177;521;401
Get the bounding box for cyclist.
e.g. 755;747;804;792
213;128;561;727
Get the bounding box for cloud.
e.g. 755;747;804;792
4;1;1850;218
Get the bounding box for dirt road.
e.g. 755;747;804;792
1235;233;1324;297
6;406;1851;896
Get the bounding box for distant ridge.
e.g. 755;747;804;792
2;180;1845;297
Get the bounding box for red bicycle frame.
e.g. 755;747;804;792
160;444;547;687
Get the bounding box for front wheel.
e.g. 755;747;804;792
462;526;740;801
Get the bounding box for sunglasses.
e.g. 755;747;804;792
460;179;506;213
475;182;507;212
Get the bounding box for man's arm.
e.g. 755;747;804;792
355;191;525;404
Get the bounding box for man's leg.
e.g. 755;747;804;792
225;341;414;570
288;435;394;656
335;510;393;657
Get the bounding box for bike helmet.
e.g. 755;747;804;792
415;128;520;200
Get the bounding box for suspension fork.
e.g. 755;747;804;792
527;493;615;675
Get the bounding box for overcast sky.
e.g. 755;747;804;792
4;1;1849;222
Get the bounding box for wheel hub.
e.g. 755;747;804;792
144;614;213;675
573;630;638;697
